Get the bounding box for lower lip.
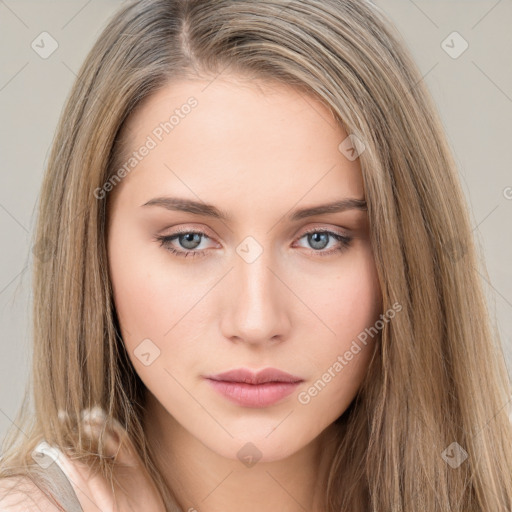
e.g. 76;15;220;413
205;379;301;408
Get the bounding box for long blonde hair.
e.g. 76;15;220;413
2;0;511;510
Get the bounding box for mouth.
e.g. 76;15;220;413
204;367;304;408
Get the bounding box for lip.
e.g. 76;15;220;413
206;368;303;385
204;368;303;408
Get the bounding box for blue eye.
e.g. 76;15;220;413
155;229;353;259
296;230;352;256
155;231;211;259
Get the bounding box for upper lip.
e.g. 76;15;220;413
205;368;303;385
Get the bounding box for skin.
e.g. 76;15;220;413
106;75;382;512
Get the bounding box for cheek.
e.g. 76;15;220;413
294;249;381;414
338;254;381;340
297;245;381;361
108;224;213;376
108;221;180;346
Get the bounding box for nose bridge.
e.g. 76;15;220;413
237;247;273;304
220;236;290;343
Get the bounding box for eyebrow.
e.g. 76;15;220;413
141;196;367;221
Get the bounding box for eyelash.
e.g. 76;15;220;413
154;228;353;259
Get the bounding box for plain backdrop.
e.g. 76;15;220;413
1;0;511;445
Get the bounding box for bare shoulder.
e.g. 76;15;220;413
0;476;61;511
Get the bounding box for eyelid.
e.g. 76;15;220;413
158;224;218;242
298;223;351;237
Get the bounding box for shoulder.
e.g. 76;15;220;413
0;476;62;511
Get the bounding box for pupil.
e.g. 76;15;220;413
181;233;201;249
310;232;328;250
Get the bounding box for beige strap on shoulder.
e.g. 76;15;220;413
32;441;84;512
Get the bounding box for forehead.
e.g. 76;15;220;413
111;76;364;209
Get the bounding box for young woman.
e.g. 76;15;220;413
1;0;511;510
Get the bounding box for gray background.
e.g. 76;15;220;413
1;0;511;445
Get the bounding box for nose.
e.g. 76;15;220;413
219;245;292;346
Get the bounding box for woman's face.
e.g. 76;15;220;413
107;76;382;462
